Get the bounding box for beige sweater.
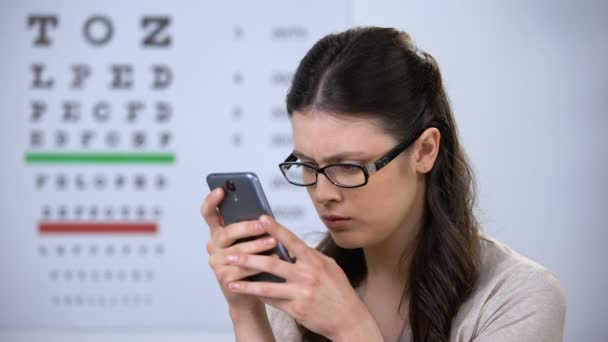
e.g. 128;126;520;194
265;235;566;341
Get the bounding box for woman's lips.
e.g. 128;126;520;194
321;215;352;230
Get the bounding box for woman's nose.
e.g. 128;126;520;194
310;173;342;204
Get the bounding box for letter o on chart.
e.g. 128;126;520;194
83;15;114;46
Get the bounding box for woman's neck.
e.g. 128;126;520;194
359;228;418;338
360;180;425;300
358;208;422;335
363;204;423;282
361;225;417;293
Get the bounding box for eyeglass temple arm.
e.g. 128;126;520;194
371;127;432;173
371;139;411;173
284;153;298;162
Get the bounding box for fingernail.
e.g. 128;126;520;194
227;255;238;263
260;215;272;226
213;188;222;197
264;237;275;245
229;282;240;290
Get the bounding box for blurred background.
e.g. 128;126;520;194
0;0;606;341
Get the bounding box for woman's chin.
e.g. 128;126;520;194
330;232;365;249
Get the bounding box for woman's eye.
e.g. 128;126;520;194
340;164;360;172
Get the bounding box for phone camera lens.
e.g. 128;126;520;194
225;181;236;192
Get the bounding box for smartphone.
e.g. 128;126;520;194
206;172;292;282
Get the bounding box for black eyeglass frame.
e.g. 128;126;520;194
278;127;433;189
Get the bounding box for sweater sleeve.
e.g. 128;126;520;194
265;304;302;342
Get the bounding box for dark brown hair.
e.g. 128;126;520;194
285;26;481;342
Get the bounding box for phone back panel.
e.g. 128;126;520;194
206;172;290;282
206;172;273;225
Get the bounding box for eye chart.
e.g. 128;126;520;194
0;0;351;330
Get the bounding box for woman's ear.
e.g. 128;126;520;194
413;127;441;174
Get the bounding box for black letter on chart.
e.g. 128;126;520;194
106;131;120;148
93;102;111;122
110;64;133;89
27;15;58;47
133;131;146;148
141;16;171;47
30;130;44;148
83;15;113;46
156;102;172;123
31;101;47;122
36;174;48;190
62;101;81;122
152;65;172;89
31;64;54;89
127;101;144;122
55;130;68;147
71;64;91;89
159;131;172;148
81;130;95;148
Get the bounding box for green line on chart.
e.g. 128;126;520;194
25;152;175;164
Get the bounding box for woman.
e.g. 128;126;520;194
201;26;566;341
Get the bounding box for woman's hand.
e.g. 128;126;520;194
201;187;280;311
224;215;383;341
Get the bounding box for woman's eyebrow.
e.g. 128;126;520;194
293;150;367;163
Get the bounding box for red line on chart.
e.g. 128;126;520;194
39;222;158;234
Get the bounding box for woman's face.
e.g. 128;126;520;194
291;109;428;249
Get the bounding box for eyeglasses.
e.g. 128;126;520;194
278;128;429;188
